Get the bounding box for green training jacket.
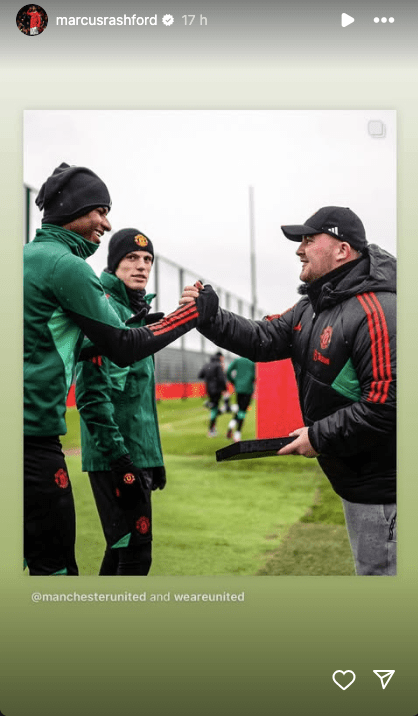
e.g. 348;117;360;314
226;357;255;395
75;271;164;471
24;225;128;436
24;225;205;438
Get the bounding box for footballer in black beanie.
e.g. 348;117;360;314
36;162;112;225
107;228;154;274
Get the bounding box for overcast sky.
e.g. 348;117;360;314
24;110;396;313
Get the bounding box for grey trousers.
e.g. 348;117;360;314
341;499;397;576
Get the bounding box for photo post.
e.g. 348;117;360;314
0;3;416;715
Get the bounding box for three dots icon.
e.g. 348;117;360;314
374;17;395;23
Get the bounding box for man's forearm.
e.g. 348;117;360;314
74;302;200;367
198;308;291;363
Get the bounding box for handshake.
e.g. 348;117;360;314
178;281;219;324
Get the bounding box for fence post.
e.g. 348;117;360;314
179;267;188;399
153;254;159;312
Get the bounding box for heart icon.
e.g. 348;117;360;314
332;670;356;690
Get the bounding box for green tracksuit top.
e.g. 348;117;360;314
75;271;164;471
24;225;128;437
226;357;255;395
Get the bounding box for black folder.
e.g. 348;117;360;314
216;437;297;462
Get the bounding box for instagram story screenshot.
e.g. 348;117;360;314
0;0;417;714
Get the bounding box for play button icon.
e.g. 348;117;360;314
341;13;355;27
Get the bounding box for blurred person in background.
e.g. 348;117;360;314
198;351;227;437
226;356;256;442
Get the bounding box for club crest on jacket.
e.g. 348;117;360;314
320;326;333;350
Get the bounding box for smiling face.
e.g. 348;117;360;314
115;250;153;290
296;232;351;283
63;207;111;245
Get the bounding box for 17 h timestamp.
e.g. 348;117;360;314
182;14;208;25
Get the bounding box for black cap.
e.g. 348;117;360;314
107;228;154;273
281;206;367;252
36;162;111;225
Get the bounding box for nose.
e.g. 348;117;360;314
102;215;111;232
296;242;304;256
131;256;146;269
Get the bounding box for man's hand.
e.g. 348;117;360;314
125;307;149;325
179;280;203;305
144;312;165;325
278;427;319;458
126;311;165;326
179;281;219;324
151;466;167;491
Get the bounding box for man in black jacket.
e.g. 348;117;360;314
198;352;227;437
181;207;396;576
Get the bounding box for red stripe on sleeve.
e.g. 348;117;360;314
147;302;199;336
368;292;392;402
357;294;380;401
363;294;384;378
356;293;392;404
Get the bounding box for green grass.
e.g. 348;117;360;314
63;397;354;576
257;523;355;576
257;463;355;576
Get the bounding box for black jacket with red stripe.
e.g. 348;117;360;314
199;244;396;504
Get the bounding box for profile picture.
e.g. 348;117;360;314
16;4;48;36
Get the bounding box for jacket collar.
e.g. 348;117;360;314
306;258;363;313
32;224;98;260
305;244;396;313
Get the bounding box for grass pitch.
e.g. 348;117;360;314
63;397;354;576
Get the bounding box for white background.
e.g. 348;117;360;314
24;109;396;312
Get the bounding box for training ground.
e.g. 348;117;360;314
63;398;355;576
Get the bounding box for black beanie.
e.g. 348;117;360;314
107;228;154;273
36;162;112;225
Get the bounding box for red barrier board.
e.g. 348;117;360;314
256;360;303;438
66;382;207;407
155;382;206;400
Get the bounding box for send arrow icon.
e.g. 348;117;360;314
373;670;395;690
341;13;355;27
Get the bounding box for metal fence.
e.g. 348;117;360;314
25;185;266;384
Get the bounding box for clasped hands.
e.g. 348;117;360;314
179;280;204;306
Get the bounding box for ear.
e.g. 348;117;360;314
336;241;351;262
